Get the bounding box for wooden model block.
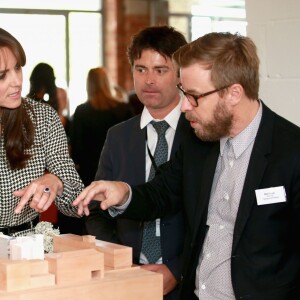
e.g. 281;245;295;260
0;259;55;291
30;273;55;288
28;260;55;288
53;234;132;269
29;259;49;275
98;268;163;299
45;248;104;285
0;260;30;291
52;234;94;252
0;267;162;300
94;239;132;269
82;235;96;243
0;259;55;292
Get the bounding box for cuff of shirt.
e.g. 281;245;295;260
108;183;132;217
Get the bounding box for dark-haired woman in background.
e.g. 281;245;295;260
27;62;70;130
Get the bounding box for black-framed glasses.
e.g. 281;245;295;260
177;83;230;107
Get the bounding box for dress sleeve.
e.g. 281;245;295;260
43;107;84;217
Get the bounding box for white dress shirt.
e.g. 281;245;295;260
195;102;262;299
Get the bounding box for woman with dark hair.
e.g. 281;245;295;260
28;62;69;129
0;27;83;236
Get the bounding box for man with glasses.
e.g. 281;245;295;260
176;83;230;107
74;32;300;299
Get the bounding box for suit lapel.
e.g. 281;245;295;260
232;103;274;251
171;113;190;157
192;141;220;244
129;117;146;183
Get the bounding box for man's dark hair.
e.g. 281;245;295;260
127;25;187;67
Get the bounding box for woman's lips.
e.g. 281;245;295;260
9;90;21;98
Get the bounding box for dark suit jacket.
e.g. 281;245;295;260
122;102;300;300
70;101;133;186
86;113;190;298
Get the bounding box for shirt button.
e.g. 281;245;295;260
224;193;229;201
219;225;225;230
201;284;206;290
206;253;211;259
229;160;234;167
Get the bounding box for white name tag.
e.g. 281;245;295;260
255;186;286;205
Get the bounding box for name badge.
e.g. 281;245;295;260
255;186;286;205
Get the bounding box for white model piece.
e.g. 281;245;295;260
10;234;44;260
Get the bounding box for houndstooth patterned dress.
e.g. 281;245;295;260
0;98;84;233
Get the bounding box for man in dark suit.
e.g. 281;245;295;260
85;26;188;299
75;32;300;299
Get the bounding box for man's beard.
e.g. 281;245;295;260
186;101;233;142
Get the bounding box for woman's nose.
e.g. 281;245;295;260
11;70;22;86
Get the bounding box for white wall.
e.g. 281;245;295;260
246;0;300;126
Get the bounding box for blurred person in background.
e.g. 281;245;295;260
69;67;133;187
27;62;70;133
61;67;133;234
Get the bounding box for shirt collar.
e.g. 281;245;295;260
140;99;182;130
220;100;263;158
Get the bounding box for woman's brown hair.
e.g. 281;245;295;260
0;28;35;169
86;67;124;110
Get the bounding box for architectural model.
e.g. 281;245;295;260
0;234;163;300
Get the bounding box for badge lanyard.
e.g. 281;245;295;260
145;129;158;173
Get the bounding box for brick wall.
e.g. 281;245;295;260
104;0;168;93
